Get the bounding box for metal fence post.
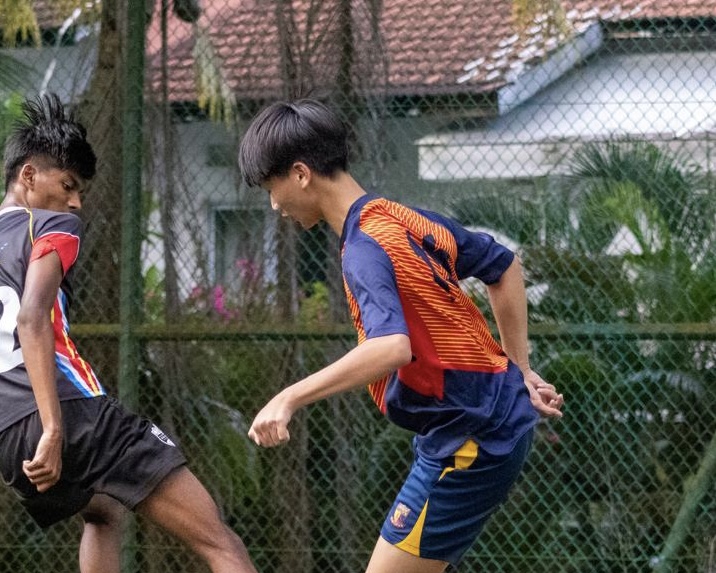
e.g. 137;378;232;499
120;0;145;571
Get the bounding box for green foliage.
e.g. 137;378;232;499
449;139;716;572
0;93;23;123
569;141;710;243
0;93;24;187
297;281;331;327
569;141;716;324
142;264;166;323
448;184;547;246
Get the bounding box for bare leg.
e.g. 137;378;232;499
79;494;128;573
136;466;258;573
365;536;449;573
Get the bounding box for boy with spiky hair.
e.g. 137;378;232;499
0;93;258;573
240;98;564;573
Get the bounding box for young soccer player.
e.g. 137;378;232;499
240;99;564;573
0;93;258;573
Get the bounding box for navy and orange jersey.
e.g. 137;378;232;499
0;207;105;432
340;195;538;458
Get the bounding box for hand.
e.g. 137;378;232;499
23;431;63;492
523;369;564;419
248;394;294;448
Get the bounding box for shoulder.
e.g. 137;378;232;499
30;209;82;226
31;210;83;237
342;231;397;296
342;231;391;270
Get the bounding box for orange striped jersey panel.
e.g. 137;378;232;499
340;196;514;414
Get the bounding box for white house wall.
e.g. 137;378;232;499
417;50;716;181
418;136;716;180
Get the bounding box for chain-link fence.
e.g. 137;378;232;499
1;1;715;572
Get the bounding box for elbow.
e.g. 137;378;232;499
388;334;413;370
16;310;31;336
16;308;49;338
361;334;413;375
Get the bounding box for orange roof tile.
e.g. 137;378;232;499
145;0;716;102
28;0;716;102
30;0;101;31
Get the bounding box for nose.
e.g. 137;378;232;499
68;191;82;211
270;198;280;211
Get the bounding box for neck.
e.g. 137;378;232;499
0;188;26;210
317;172;366;235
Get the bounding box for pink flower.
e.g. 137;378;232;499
212;285;240;322
212;285;226;313
235;258;259;282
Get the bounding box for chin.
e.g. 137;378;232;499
299;219;318;230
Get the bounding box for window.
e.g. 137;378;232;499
211;205;271;287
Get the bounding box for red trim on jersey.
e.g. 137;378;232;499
51;298;103;396
30;233;80;275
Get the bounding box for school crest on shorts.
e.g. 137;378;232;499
151;424;176;447
390;502;411;528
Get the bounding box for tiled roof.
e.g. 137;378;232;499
31;0;60;29
30;0;100;31
30;1;716;101
145;0;716;103
146;0;371;101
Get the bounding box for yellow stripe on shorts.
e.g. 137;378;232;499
395;439;479;556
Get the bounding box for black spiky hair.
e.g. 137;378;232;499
3;93;96;191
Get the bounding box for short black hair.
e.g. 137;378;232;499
238;99;348;188
3;93;97;192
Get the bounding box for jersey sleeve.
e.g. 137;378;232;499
342;238;409;340
30;212;82;275
419;210;514;284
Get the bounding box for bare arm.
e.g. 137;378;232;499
248;333;412;447
17;251;64;492
486;256;564;418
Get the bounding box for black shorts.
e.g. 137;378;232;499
0;396;187;528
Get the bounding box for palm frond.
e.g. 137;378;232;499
601;180;671;255
0;53;36;92
447;182;569;247
569;140;708;241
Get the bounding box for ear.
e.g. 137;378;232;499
19;163;37;189
292;162;311;188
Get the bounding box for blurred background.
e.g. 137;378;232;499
0;1;715;572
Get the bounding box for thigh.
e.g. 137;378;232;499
366;536;448;573
73;396;187;510
80;492;128;526
380;429;533;565
135;466;226;546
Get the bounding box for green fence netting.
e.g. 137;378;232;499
0;1;715;572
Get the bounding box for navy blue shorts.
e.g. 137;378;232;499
380;428;533;565
0;396;186;528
